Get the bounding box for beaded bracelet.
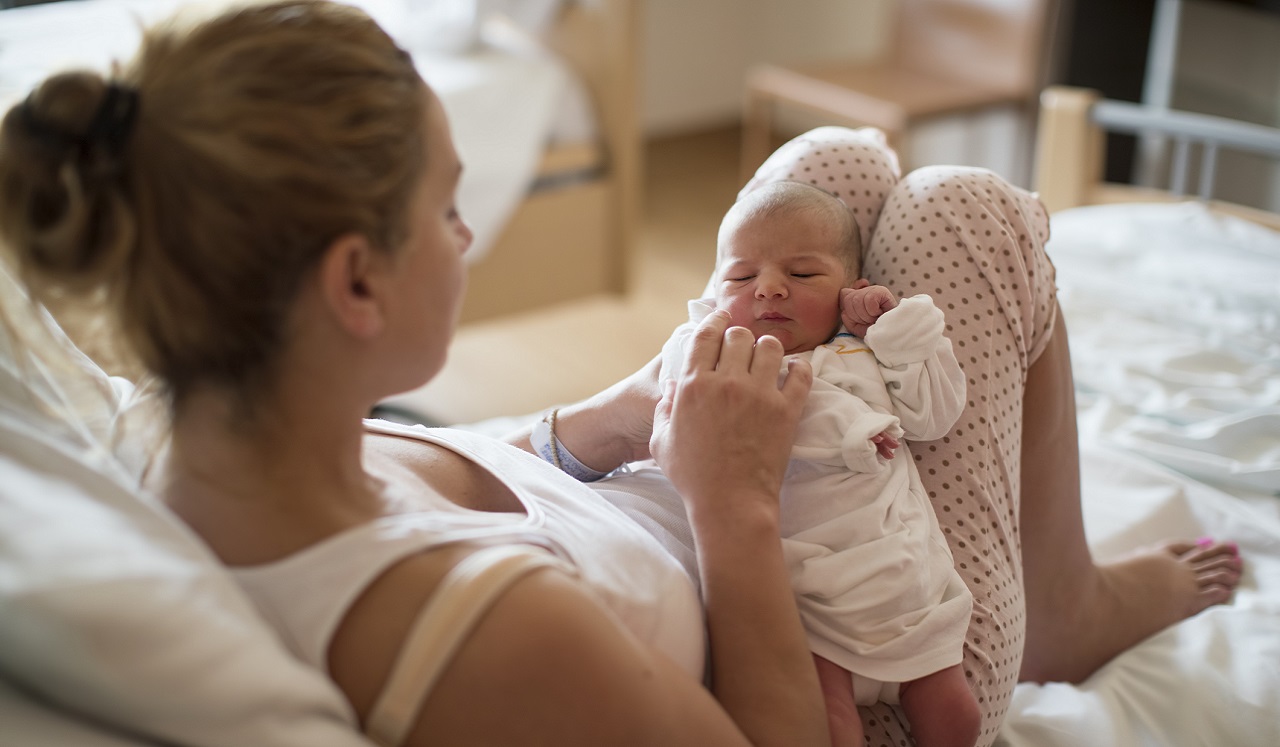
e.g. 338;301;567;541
530;409;609;482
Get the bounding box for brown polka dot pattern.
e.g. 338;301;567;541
747;132;1056;747
738;125;901;251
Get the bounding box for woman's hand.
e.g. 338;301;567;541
840;280;897;337
649;309;813;522
648;309;826;745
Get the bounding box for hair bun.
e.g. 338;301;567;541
0;71;138;291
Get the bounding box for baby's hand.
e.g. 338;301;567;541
839;280;897;337
871;431;899;461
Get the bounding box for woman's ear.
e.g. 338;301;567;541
316;232;389;339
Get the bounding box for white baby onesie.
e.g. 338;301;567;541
660;295;973;704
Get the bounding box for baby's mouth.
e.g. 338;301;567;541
758;312;790;322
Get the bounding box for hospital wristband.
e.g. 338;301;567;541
531;409;609;482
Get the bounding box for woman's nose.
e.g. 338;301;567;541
457;219;475;255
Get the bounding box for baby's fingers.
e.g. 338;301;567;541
871;433;899;460
869;286;897;314
839;287;877;320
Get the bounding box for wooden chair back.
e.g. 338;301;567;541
897;0;1052;95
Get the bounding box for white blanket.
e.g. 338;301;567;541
1052;203;1280;495
997;203;1280;747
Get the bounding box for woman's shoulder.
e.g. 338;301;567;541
325;543;548;726
326;543;734;746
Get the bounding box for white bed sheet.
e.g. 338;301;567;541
997;203;1280;747
1052;203;1279;494
0;0;595;262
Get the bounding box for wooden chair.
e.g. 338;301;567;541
741;0;1055;180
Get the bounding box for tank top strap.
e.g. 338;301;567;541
364;543;574;747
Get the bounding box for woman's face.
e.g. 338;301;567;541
386;87;473;389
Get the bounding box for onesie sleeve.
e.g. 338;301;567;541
789;347;902;474
862;295;966;441
790;376;900;474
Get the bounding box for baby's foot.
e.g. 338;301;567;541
1023;538;1241;683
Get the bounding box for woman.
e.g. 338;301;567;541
0;2;824;744
0;2;1240;745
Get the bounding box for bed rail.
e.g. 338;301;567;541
1035;86;1280;230
1092;98;1280;199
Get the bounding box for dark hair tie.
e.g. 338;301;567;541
86;83;140;155
18;82;140;158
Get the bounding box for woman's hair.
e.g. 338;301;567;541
718;181;863;282
0;0;427;406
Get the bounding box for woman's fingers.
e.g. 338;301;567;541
652;312;813;514
684;309;732;375
718;325;759;373
750;334;786;379
685;309;789;381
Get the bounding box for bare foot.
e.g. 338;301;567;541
1021;538;1242;684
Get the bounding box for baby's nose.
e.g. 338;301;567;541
755;273;789;298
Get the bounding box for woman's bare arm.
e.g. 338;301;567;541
328;548;812;746
504;354;663;472
649;313;826;745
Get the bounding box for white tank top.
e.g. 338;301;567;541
231;421;706;686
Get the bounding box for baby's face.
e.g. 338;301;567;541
715;212;846;355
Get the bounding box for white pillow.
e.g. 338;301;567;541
0;262;139;474
0;676;154;747
0;408;375;746
0;261;373;746
399;0;482;53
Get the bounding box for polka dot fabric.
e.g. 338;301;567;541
745;128;1055;747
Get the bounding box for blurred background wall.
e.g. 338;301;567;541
640;0;1280;197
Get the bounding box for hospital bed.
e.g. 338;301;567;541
0;0;640;324
994;86;1280;746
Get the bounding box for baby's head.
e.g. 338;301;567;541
714;181;861;354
